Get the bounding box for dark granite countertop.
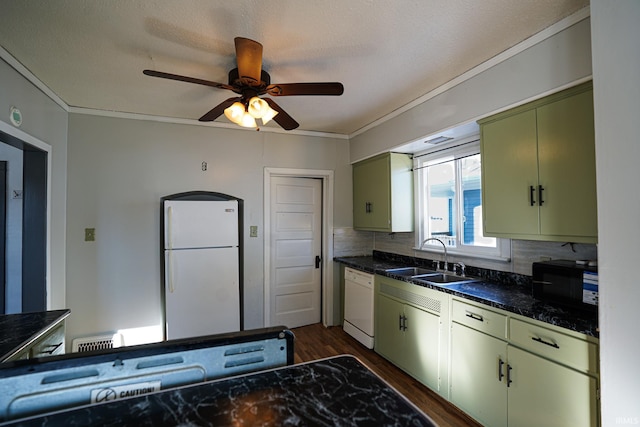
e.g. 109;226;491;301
3;355;436;427
336;253;598;337
0;310;70;362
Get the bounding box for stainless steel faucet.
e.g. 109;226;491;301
420;237;448;272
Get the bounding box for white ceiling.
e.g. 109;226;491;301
0;0;588;136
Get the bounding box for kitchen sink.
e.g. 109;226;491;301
411;273;478;285
384;267;479;286
384;267;437;277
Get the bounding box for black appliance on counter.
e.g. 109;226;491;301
532;260;598;312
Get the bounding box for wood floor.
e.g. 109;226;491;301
292;323;482;427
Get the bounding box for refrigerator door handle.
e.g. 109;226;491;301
167;206;174;249
168;251;175;293
167;206;175;293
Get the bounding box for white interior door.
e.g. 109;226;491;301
269;177;322;328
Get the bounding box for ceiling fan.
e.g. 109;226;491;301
143;37;344;130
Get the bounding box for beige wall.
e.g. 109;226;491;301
65;113;350;343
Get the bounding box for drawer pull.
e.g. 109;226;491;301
498;358;505;382
532;336;560;349
40;342;64;355
465;311;484;322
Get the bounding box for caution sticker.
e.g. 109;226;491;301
91;381;161;403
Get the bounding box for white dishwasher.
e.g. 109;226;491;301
343;267;375;348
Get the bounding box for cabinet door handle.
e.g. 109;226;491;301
507;364;513;387
398;314;408;331
365;202;372;213
465;311;484;322
529;185;536;206
498;358;505;382
532;336;560;349
538;185;545;206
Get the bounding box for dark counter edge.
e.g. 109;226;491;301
0;355;437;427
336;251;599;338
0;310;71;362
0;326;294;373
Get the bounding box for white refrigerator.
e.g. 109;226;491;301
162;198;241;340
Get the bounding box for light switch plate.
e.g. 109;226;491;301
85;228;95;241
250;225;258;237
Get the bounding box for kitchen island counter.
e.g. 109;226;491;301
0;310;70;362
4;355;436;427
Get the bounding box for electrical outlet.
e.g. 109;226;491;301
539;256;552;261
250;225;258;238
85;228;96;242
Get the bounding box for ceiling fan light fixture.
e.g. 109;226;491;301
247;96;268;118
224;102;246;124
144;37;341;131
239;111;258;128
260;106;279;125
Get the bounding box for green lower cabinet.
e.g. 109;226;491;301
450;322;599;427
373;282;599;425
507;346;599;427
376;294;406;362
403;303;440;390
450;322;508;427
375;292;440;391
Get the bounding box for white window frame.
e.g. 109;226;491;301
414;137;511;261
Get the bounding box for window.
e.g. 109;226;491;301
415;139;510;260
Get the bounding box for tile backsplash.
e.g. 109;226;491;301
333;227;374;257
332;227;597;276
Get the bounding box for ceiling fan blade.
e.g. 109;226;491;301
235;37;263;85
199;97;240;122
143;70;233;90
263;98;299;130
265;82;344;96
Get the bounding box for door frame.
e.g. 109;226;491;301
264;168;334;327
0;120;52;310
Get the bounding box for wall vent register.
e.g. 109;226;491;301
72;334;124;353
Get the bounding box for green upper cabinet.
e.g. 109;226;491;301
481;108;539;237
479;82;597;243
537;89;597;238
353;152;413;232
